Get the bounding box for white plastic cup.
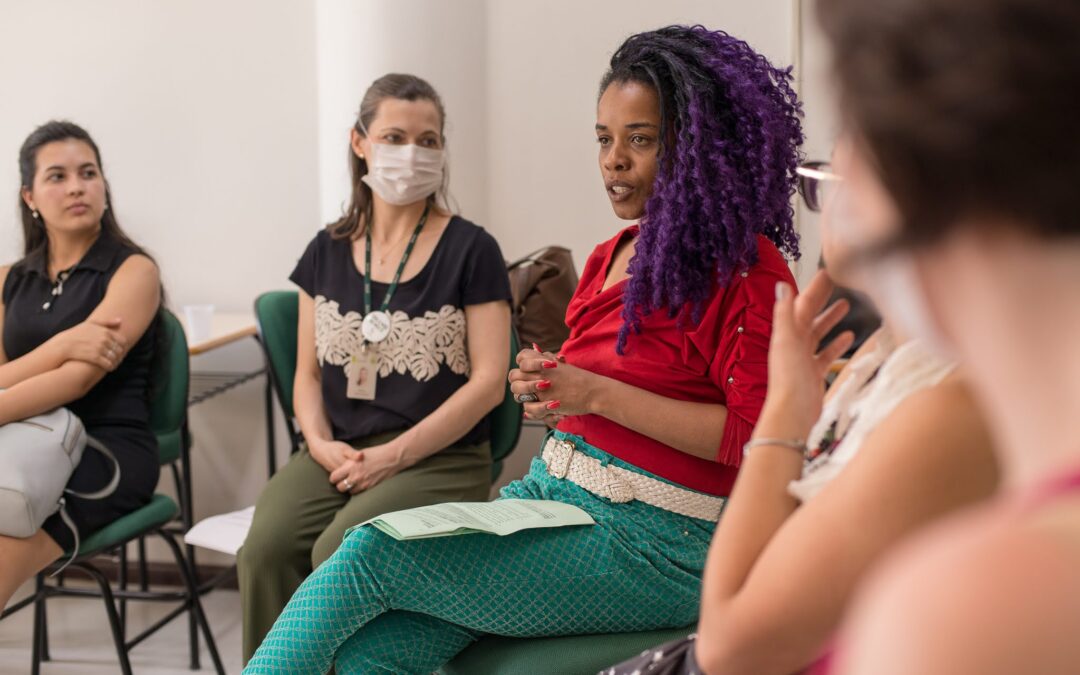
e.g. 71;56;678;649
183;304;215;343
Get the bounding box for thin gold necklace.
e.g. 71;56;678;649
369;225;420;267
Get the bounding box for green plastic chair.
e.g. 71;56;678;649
8;310;225;675
254;290;302;457
440;626;696;675
255;290;522;480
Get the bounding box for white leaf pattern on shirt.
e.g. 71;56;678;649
313;296;469;382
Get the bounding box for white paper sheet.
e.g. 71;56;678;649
183;506;255;556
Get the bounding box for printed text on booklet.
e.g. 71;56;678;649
359;499;595;540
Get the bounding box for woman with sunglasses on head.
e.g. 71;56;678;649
809;0;1080;673
245;25;802;674
604;148;999;675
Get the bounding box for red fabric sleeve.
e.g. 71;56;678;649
683;239;793;467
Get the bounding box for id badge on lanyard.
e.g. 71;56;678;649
348;203;430;402
347;344;379;400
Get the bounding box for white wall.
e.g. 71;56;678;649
0;0;319;564
0;1;813;563
316;0;490;229
0;0;320;311
792;0;838;285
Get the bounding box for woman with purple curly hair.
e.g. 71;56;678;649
244;25;803;674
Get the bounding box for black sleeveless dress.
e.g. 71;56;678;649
2;233;160;549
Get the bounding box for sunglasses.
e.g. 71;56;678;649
796;161;843;213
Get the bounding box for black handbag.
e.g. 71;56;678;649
601;633;701;675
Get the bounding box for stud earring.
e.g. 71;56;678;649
32;209;39;219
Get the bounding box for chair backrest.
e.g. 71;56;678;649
489;329;523;463
149;309;190;465
254;290;300;422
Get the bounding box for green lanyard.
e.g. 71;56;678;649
364;202;431;317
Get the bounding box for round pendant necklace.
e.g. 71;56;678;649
361;203;431;344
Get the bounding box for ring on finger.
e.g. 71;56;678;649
343;479;353;490
515;393;539;404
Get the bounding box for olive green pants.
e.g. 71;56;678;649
237;432;491;662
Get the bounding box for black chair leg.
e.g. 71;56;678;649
77;563;134;675
30;575;43;675
118;544;128;635
264;365;278;478
34;573;50;663
179;424;201;669
138;536;149;592
187;543;200;669
158;531;225;675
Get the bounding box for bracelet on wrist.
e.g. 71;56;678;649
742;437;808;457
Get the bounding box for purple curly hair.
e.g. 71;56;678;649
600;25;803;353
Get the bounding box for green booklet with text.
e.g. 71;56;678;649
358;500;595;541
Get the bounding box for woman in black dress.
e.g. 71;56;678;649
0;121;162;610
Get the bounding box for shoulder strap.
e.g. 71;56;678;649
51;437;122;577
65;436;121;500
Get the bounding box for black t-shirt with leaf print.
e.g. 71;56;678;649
289;216;512;446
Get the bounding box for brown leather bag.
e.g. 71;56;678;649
506;246;579;354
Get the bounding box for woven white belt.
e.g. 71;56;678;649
541;437;725;522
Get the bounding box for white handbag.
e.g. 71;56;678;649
0;406;120;571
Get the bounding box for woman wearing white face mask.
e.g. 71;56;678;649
237;73;512;662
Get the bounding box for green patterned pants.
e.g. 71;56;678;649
243;432;718;674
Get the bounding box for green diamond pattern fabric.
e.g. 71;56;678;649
244;432;716;675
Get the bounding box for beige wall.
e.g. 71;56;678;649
792;0;838;285
0;1;819;563
0;0;320;311
0;0;319;565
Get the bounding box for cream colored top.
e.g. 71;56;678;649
788;330;956;502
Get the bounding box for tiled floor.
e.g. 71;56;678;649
0;579;244;674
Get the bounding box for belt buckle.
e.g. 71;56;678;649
604;467;635;504
548;439;574;479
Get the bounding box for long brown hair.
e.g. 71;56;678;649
17;120;167;381
817;0;1080;246
328;73;451;241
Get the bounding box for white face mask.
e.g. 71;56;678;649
361;141;446;206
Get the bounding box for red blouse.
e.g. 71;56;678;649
557;226;795;496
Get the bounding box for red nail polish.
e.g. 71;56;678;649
536;380;552;391
532;343;542;353
542;360;558;369
546;400;561;410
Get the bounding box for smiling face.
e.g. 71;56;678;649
596;81;661;221
22;139;107;237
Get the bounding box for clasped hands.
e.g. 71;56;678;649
508;343;601;425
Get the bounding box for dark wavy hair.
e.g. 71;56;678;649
17;120;167;382
18;121;151;265
600;26;803;353
817;0;1080;248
